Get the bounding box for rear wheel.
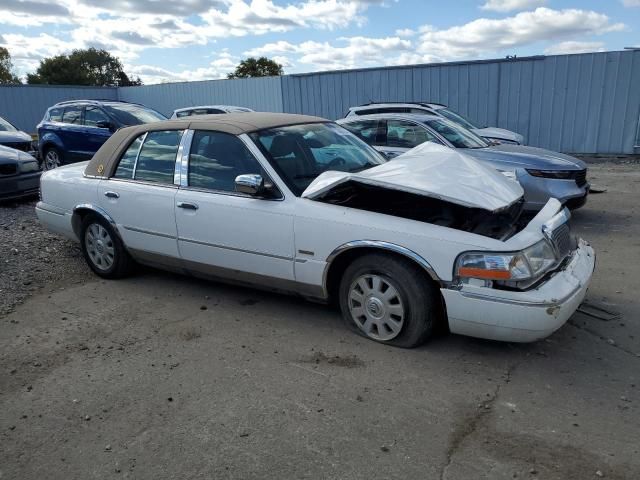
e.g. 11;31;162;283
338;253;441;348
80;214;133;279
42;146;63;170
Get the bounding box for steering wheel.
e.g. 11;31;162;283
327;157;346;169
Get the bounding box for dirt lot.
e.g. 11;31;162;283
1;163;639;480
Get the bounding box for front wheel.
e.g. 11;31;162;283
338;253;442;348
80;214;133;279
42;146;63;170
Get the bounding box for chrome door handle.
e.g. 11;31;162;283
104;191;119;199
177;202;198;210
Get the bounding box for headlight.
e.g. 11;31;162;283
456;240;556;282
526;169;573;179
20;161;40;173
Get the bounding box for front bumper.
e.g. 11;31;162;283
0;171;41;201
441;239;595;342
519;172;589;211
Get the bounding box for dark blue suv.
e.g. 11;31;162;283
37;100;166;170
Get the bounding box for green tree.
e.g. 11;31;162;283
0;47;21;84
227;57;284;79
26;48;142;86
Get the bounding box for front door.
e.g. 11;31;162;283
98;129;184;260
174;130;295;283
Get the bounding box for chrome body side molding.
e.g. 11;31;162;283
322;240;443;297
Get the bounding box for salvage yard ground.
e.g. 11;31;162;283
1;161;639;479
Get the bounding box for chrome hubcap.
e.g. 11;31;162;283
85;223;115;271
348;274;405;341
44;150;60;170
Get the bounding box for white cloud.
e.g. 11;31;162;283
544;41;606;55
481;0;547;12
395;28;416;37
621;0;640;7
247;7;623;74
416;8;624;60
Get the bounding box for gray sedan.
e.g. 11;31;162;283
337;113;589;211
0;145;41;202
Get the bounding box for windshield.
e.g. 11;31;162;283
103;104;166;126
0;116;18;132
437;108;478;130
251;122;385;196
425;118;489;149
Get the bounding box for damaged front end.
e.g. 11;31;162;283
309;179;527;240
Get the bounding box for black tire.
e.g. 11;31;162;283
80;214;133;279
338;253;442;348
42;146;64;170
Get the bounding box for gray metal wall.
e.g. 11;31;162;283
118;76;284;118
281;50;640;154
0;85;117;133
0;51;638;153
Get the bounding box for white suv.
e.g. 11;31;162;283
346;102;524;145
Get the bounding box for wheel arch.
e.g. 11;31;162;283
322;241;444;304
72;204;122;243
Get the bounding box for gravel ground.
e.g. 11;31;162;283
0;199;90;317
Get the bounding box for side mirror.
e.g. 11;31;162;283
235;174;264;196
96;120;113;130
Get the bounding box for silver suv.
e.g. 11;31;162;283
346;102;524;145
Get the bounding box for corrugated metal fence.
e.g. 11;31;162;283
0;85;117;133
282;50;640;154
118;76;284;118
0;50;638;154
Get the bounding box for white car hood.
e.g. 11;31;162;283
473;127;524;144
302;143;524;212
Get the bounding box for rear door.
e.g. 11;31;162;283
98;129;184;261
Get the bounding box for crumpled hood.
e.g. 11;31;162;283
302;142;524;212
473;127;524;144
0;130;32;144
464;144;586;170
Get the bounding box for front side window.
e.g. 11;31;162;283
425;119;488;149
0;116;17;132
341;120;385;147
134;130;183;184
188;130;268;193
103;104;166;126
113;135;144;179
84;106;110;127
386;119;438;148
62;106;82;125
252;122;385;196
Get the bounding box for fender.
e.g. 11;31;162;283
39;131;64;157
322;240;444;298
72;203;123;242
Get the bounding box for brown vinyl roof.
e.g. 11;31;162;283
85;112;327;178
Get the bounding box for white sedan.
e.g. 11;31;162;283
36;113;595;347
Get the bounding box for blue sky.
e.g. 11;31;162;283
1;0;639;84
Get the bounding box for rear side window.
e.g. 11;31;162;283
48;108;63;122
134;130;183;184
341;120;385;146
113;135;144;179
62;106;82;124
176;111;192;118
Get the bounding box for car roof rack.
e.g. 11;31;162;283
356;101;448;108
53;99;142;107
